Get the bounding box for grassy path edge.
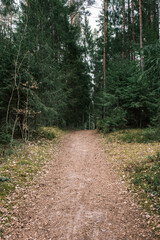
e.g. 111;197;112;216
102;129;160;238
0;128;65;237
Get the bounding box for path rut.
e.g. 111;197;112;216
5;130;157;239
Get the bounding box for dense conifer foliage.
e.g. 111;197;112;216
0;0;160;142
0;0;92;141
94;0;160;132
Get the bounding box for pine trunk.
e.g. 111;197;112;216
139;0;144;70
131;0;135;61
103;0;107;119
10;4;12;29
103;0;107;89
158;0;160;40
70;0;73;24
122;0;125;59
128;0;131;60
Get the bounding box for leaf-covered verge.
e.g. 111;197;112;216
104;129;160;237
0;127;64;237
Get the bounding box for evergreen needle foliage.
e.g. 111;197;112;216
0;0;160;141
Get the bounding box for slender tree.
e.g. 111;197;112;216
131;0;135;60
158;0;160;40
127;0;131;60
70;0;74;25
103;0;107;118
122;0;125;59
103;0;107;88
139;0;144;70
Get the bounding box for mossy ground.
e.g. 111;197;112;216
0;127;64;236
104;129;160;236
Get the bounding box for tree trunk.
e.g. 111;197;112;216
158;0;160;40
139;0;144;70
26;0;29;7
70;0;74;25
10;4;12;29
103;0;107;119
128;0;131;60
131;0;135;61
122;0;125;59
103;0;107;89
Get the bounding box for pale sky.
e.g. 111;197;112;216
88;1;102;30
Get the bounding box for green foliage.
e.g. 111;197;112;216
0;132;11;144
97;107;127;133
94;53;160;130
0;0;160;135
0;177;11;182
93;0;160;132
106;107;127;132
0;0;94;138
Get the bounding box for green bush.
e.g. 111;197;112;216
0;132;11;144
97;119;108;133
97;108;127;133
36;127;56;140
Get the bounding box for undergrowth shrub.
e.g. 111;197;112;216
36;127;56;140
0;132;11;144
97;108;127;133
120;128;160;143
34;127;62;140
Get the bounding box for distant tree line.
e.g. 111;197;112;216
0;0;160;143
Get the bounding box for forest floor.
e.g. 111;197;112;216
1;130;159;239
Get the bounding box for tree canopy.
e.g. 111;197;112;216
0;0;160;142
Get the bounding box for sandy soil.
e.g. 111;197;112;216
4;130;157;240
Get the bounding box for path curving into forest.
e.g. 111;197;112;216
5;131;157;240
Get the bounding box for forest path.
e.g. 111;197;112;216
6;130;156;240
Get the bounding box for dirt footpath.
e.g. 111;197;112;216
5;131;157;239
